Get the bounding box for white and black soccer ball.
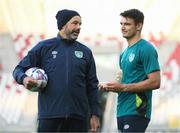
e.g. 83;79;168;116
25;67;48;91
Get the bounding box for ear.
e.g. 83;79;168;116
61;25;65;30
136;23;143;31
60;25;66;32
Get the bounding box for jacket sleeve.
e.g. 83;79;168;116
13;43;41;85
86;52;101;117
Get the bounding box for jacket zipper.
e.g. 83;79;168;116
65;46;69;118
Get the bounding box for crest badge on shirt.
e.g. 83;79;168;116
75;51;83;58
129;53;135;62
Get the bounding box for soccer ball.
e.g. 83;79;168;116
25;67;48;92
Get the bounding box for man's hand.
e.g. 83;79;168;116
90;115;100;132
98;82;108;91
115;70;122;82
23;76;37;90
99;81;126;92
106;82;125;91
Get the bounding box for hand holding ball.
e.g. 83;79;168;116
24;67;48;92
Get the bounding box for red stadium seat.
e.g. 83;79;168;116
167;43;180;67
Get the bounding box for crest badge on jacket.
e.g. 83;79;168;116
75;51;83;58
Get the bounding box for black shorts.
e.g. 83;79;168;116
38;117;88;132
117;115;150;132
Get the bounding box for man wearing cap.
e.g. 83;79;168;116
13;9;100;132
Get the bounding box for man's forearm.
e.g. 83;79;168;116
122;78;160;93
13;66;26;84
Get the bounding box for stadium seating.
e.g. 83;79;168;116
0;73;28;124
167;43;180;67
1;32;180;131
0;62;3;71
13;33;46;59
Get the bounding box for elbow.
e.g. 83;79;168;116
155;82;160;89
153;80;161;89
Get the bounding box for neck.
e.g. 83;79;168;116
59;31;68;39
127;34;141;47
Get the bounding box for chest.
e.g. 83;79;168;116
41;45;88;72
120;48;142;71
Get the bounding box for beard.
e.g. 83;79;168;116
66;28;80;41
123;31;137;40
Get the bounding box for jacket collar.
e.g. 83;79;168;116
57;33;75;44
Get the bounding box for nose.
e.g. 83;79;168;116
77;24;81;30
121;24;125;30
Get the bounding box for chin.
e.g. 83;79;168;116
71;36;78;40
123;35;131;39
123;36;128;39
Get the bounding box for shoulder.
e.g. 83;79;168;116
38;37;56;46
140;39;157;51
120;48;128;57
75;41;92;53
138;39;158;56
32;37;56;51
138;39;158;58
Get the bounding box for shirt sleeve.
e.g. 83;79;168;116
12;43;42;84
140;44;160;75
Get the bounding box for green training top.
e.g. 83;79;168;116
117;39;160;119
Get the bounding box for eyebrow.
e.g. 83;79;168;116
120;22;131;25
73;20;82;25
73;20;81;23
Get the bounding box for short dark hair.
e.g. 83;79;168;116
120;9;144;25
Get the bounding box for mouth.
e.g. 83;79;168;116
122;31;127;34
72;31;80;36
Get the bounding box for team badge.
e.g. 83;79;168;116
124;124;130;130
75;51;83;58
129;53;135;62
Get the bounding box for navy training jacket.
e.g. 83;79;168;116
13;35;100;120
